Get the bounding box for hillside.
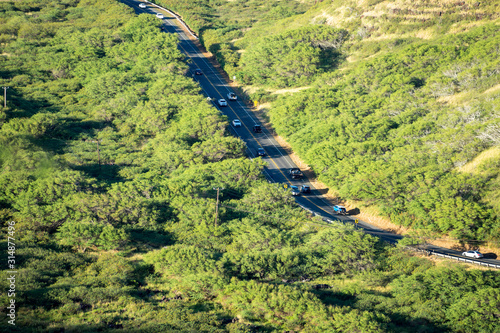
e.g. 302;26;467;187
156;0;500;247
0;0;499;332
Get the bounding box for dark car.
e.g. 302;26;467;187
301;185;311;194
257;148;266;156
289;168;303;179
194;68;203;75
253;125;262;133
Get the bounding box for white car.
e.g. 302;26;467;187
218;99;228;107
461;250;484;259
156;13;164;19
139;3;147;8
232;119;241;127
227;92;237;101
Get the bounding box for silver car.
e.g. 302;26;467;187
461;250;484;259
291;185;301;196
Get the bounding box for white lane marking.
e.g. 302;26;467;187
161;18;295;169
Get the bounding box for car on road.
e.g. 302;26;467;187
333;205;347;215
289;168;303;179
301;185;311;194
156;13;164;19
253;125;262;133
257;148;266;156
139;3;147;8
291;185;301;196
218;99;228;107
461;250;484;258
194;68;202;75
232;119;241;127
227;92;237;101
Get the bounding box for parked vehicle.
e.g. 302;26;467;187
461;250;484;258
333;205;348;215
289;168;303;179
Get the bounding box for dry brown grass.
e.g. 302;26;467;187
414;251;495;270
483;83;500;95
414;28;435;39
458;146;500;174
436;91;472;105
272;86;311;95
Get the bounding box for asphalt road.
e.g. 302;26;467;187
120;0;500;269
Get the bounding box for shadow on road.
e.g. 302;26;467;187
348;207;360;215
483;253;498;259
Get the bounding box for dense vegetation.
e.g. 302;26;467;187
154;0;500;246
0;0;499;332
271;26;500;243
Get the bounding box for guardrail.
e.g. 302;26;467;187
145;1;199;39
407;246;500;269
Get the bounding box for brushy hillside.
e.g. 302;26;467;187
1;0;499;332
156;0;500;246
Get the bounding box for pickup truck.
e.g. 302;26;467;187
289;168;303;179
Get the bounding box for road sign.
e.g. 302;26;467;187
355;219;359;224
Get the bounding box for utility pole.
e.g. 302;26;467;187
2;86;9;108
96;140;100;168
213;187;224;227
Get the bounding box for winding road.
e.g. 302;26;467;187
120;0;500;269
